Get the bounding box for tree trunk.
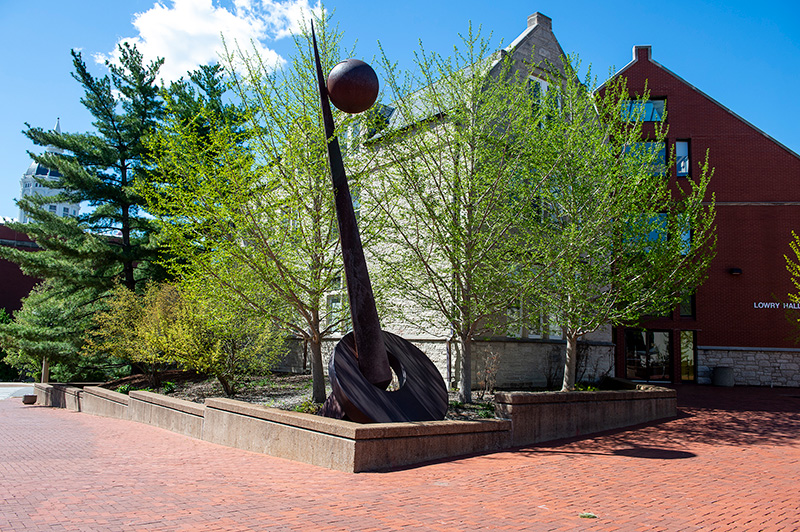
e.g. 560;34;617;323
309;338;326;403
561;332;578;391
40;357;49;384
218;374;234;397
458;335;472;403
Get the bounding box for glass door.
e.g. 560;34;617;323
625;329;672;382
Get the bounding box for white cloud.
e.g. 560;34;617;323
94;0;323;83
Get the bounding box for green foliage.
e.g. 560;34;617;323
141;14;364;403
0;309;20;381
292;399;321;414
3;43;167;296
784;231;800;338
116;384;131;395
85;284;172;383
370;25;548;402
162;381;176;394
0;43;169;380
522;59;716;390
86;282;279;396
0;281;107;382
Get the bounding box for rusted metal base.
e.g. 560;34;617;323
321;331;448;423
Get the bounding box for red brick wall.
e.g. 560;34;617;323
0;225;40;313
610;46;800;359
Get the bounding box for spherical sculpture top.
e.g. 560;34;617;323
327;59;379;114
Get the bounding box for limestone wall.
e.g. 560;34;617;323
698;348;800;387
275;336;614;391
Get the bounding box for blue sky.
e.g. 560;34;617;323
1;0;798;220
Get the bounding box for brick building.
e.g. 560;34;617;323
0;223;39;314
608;46;800;386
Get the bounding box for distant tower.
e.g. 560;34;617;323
18;119;81;223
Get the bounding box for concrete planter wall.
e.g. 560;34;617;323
129;390;206;440
495;387;677;447
34;383;84;411
34;382;676;472
80;386;130;419
203;398;511;472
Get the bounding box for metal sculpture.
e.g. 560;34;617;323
312;25;448;423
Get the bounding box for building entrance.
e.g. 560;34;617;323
624;329;671;382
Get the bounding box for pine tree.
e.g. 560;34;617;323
1;43;166;298
0;43;168;379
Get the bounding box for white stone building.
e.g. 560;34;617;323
18;119;80;223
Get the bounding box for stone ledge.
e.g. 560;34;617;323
83;386;130;405
130;390;205;417
81;386;130;419
203;398;511;472
129;390;205;439
495;387;677;447
34;383;83;410
39;382;676;472
496;388;676;405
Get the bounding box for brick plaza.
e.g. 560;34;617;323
1;386;799;531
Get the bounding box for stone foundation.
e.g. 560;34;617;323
275;337;614;390
698;347;800;387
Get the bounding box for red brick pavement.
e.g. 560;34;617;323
1;386;799;531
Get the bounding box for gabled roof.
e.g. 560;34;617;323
380;12;568;134
601;46;800;160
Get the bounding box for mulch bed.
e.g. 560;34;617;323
100;370;496;420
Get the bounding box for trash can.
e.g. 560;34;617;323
712;366;734;387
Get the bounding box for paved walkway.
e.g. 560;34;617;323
1;386;799;531
0;383;34;401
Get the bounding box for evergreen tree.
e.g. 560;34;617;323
0;43;166;298
0;43;168;379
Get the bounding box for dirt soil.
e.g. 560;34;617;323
101;370;496;420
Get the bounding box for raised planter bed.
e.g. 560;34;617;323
495;386;677;447
35;381;677;472
203;398;511;472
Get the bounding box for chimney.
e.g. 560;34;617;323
633;45;652;62
527;12;552;31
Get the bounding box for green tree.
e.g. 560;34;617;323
142;16;366;403
87;283;275;395
0;43;168;378
1;43;166;299
165;283;278;397
525;62;716;391
784;231;800;333
0;309;19;381
0;281;93;382
368;26;546;403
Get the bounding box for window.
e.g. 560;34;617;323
506;302;547;339
506;306;522;338
528;76;549;98
676;140;690;177
62;207;70;217
326;294;344;332
48;205;57;213
625;329;671;381
680;292;695;318
680;331;696;381
625;141;666;176
545;315;563;340
621;99;665;122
